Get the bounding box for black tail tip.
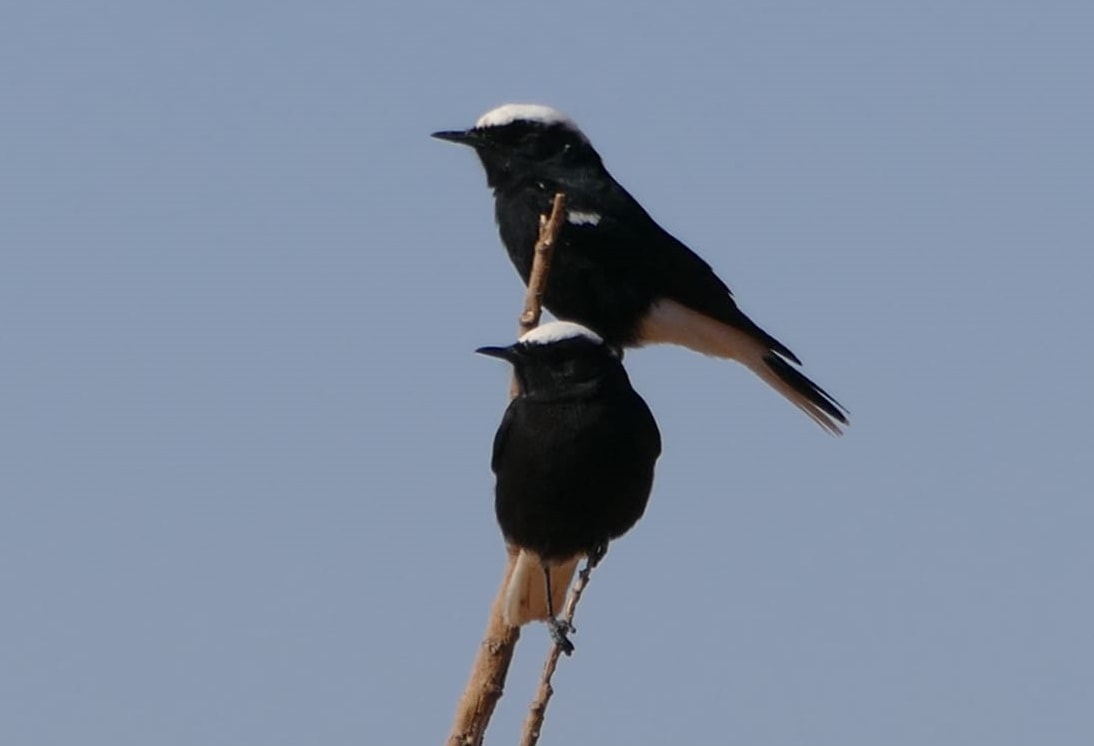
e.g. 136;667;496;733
763;352;849;429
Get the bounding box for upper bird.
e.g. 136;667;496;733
433;103;848;434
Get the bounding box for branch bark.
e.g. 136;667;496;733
520;192;566;333
446;192;567;746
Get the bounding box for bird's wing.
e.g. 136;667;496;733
556;177;848;433
570;177;802;364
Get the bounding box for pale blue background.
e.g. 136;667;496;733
3;2;1092;744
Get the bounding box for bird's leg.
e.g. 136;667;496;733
542;562;575;656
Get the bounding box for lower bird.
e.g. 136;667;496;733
477;321;662;653
435;103;848;434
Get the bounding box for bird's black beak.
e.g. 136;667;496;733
431;129;480;146
475;344;519;362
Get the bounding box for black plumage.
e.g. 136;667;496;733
434;104;849;434
477;321;661;649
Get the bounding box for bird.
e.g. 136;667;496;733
434;103;848;434
477;320;662;653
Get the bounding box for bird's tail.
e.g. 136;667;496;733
639;299;848;435
503;550;580;627
749;351;847;435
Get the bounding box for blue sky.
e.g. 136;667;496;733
3;2;1092;744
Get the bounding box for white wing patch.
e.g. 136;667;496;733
567;210;601;226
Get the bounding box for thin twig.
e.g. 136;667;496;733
446;192;567;746
511;192;567;397
520;193;567;334
518;554;600;746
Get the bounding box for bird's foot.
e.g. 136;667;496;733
548;617;575;656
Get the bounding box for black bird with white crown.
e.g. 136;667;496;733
434;103;848;434
477;320;662;652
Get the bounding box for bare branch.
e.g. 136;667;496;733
446;192;567;746
520;193;567;334
510;193;567;398
445;549;522;746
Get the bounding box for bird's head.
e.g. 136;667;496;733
476;321;623;395
432;104;601;190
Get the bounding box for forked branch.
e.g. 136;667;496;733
445;192;567;746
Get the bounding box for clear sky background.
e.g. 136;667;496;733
3;2;1092;744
